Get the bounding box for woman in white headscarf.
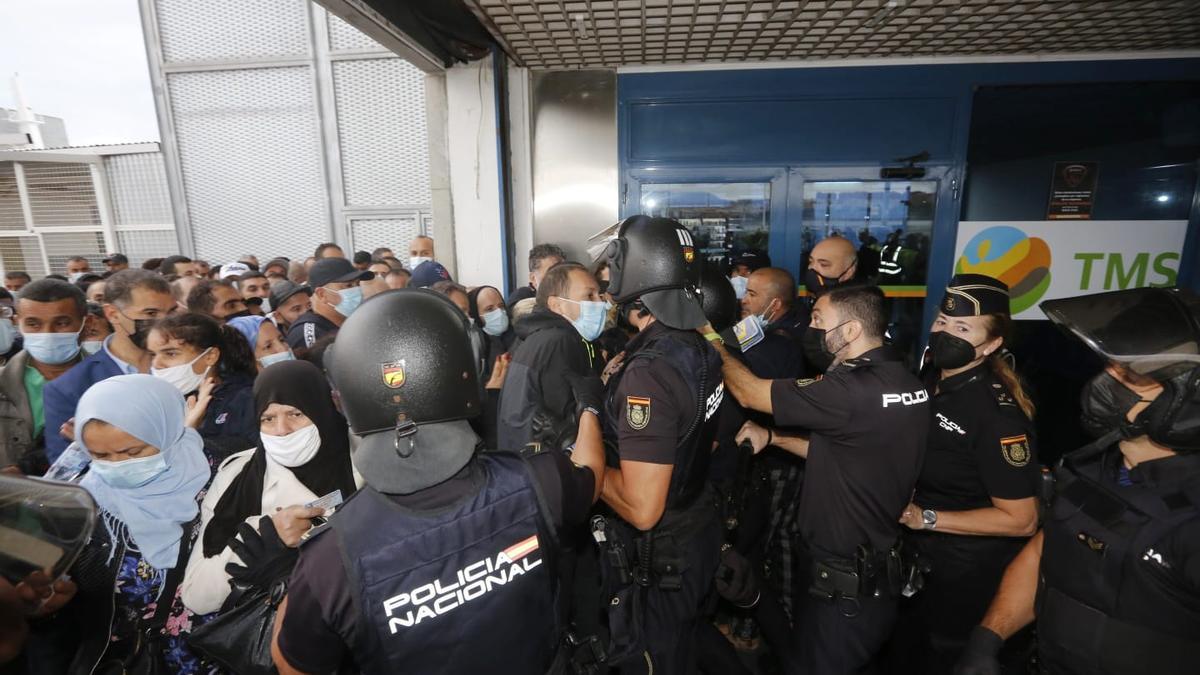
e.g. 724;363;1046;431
50;374;217;674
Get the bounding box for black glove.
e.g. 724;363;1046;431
565;372;604;422
714;547;760;608
224;516;298;587
953;626;1003;675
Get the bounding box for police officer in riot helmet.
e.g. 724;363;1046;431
270;289;605;675
596;215;725;673
956;287;1200;675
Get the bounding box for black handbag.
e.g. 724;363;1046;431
187;577;288;675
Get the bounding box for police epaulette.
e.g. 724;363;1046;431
989;382;1018;407
842;357;869;368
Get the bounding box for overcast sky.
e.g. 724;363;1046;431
0;0;159;146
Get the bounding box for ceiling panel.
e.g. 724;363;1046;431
466;0;1200;68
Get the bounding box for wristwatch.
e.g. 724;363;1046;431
921;508;938;530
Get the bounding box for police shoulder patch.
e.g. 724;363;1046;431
1000;434;1031;467
991;382;1017;408
626;396;651;430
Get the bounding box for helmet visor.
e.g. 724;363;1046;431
1041;288;1200;379
0;475;96;584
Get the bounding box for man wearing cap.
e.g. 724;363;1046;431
268;280;312;334
102;253;129;274
597;216;726;674
409;260;452;289
270;290;606;675
728;249;770;300
284;257;370;353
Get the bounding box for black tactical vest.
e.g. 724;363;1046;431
332;453;558;674
603;327;723;510
1037;451;1200;674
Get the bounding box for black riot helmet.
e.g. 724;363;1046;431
603;215;707;329
699;263;739;333
327;289;483;493
1042;287;1200;453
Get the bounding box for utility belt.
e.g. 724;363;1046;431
806;539;926;617
584;488;718;668
594;489;716;592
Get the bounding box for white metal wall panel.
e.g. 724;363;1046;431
117;229;180;266
41;231;106;274
0;164;22;231
22;162;101;228
105;153;174;227
156;0;310;63
168;67;329;263
0;236;47;278
327;13;382;52
349;215;426;253
333;58;432;208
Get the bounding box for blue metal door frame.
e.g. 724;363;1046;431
617;57;1200;332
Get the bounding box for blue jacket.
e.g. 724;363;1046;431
43;349;125;463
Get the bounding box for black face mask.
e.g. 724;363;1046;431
223;309;252;321
802;321;851;373
1080;371;1149;440
928;331;982;371
805;268;844;298
117;309;156;350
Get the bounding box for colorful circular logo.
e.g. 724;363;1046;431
956;226;1052;314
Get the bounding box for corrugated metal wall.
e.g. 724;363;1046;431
142;0;433;264
0;151;178;276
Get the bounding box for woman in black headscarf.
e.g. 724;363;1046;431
181;360;358;615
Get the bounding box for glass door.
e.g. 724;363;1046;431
625;167;789;273
792;166;955;365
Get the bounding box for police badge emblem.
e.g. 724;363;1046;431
626;396;651;430
1000;434;1030;467
381;360;406;389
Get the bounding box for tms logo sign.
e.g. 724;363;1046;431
956;226;1052;314
883;389;929;408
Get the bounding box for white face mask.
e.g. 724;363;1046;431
150;347;212;394
260;424;321;468
409;256;432;271
729;275;749;299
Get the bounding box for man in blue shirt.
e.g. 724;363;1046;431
42;270;177;462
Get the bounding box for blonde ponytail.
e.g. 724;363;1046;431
983;314;1035;420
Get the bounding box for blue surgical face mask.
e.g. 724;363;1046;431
329;286;363;318
88;452;168;489
558;297;608;342
81;340;104;356
0;320;16;354
22;328;83;365
258;349;295;370
729;275;749;299
481;308;509;337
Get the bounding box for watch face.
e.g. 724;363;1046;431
922;509;936;524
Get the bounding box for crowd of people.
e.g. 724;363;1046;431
0;217;1197;675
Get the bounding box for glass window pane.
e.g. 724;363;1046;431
801;180;936;286
639;182;770;267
